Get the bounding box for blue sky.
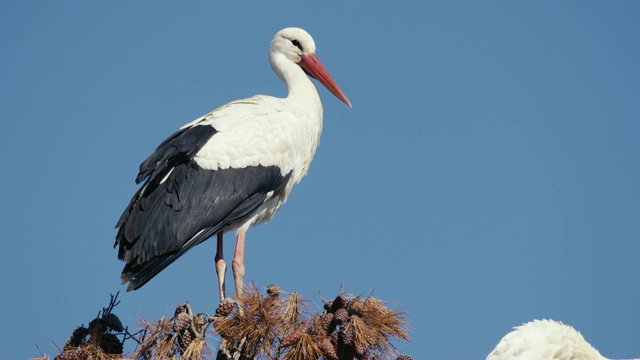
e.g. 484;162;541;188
1;1;639;359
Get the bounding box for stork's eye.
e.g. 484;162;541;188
291;39;303;51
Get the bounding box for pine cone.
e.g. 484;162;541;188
354;339;370;360
334;308;349;326
174;312;191;332
54;349;89;360
64;327;89;351
317;312;335;335
72;327;89;340
396;356;413;360
339;322;355;346
215;298;236;318
175;304;189;316
88;318;107;334
178;329;193;350
63;338;75;352
316;337;338;360
280;326;305;348
329;295;348;313
100;333;123;355
104;313;124;332
324;300;334;312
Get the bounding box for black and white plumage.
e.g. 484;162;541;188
115;27;351;301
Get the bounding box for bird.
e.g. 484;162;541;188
487;319;639;360
114;27;351;302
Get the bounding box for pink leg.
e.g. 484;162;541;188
215;232;227;302
231;229;246;298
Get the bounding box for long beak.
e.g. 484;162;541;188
299;53;352;107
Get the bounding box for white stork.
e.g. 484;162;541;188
487;319;639;360
115;27;351;301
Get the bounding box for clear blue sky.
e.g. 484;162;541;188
1;2;639;359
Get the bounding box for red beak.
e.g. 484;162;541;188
299;53;352;107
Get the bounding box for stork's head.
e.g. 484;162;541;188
270;27;351;107
270;27;316;63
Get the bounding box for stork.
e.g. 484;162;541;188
487;319;639;360
115;27;351;301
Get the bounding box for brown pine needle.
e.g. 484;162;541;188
214;284;282;358
181;337;211;360
131;317;179;359
350;296;409;358
281;292;304;329
281;332;323;360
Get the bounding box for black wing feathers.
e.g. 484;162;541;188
136;125;217;184
115;125;216;230
115;124;292;291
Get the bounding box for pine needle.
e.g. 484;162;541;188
181;337;211;360
281;292;304;329
131;316;178;359
350;295;409;358
281;332;323;360
214;284;282;358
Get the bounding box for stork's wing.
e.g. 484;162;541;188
115;124;291;291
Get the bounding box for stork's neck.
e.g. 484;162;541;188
270;53;323;121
